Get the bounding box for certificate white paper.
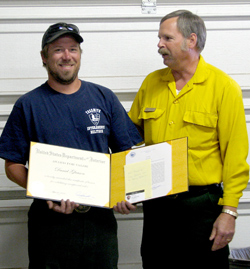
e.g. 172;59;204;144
27;142;110;207
125;142;172;203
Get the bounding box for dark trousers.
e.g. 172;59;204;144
28;200;118;269
141;185;230;269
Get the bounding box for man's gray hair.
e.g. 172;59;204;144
160;10;207;52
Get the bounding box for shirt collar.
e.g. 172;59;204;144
192;55;209;84
160;55;209;84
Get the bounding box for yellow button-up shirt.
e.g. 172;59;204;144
129;56;249;207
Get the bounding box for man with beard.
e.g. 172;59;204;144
0;22;142;268
114;10;249;269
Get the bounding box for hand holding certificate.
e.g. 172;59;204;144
27;138;188;208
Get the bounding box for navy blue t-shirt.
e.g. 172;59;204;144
0;80;142;164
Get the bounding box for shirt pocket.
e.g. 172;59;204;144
138;107;165;144
183;111;218;128
183;111;218;148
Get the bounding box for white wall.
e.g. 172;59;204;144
0;0;250;268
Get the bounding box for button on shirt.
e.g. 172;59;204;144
128;56;249;207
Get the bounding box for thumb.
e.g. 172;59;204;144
209;226;217;241
47;200;53;209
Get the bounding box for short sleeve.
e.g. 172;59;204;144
0;104;30;164
108;94;142;153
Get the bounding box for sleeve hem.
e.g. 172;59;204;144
218;197;239;208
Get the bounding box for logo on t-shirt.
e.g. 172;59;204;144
85;108;105;134
88;112;100;126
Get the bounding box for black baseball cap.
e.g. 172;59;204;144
42;22;84;49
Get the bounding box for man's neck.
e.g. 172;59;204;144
172;56;200;91
47;78;81;95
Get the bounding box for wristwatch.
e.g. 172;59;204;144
222;209;238;219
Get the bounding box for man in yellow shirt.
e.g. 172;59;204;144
114;10;249;268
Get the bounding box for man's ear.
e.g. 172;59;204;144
187;33;198;49
40;50;47;66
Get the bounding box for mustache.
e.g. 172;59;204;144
58;61;75;65
158;48;170;56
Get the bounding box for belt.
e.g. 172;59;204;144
169;183;221;199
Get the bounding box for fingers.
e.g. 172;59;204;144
47;199;79;214
209;227;216;241
211;234;233;251
209;212;235;251
211;234;223;251
47;200;54;210
210;227;223;251
113;201;137;215
210;223;234;251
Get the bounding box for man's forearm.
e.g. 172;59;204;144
5;160;28;189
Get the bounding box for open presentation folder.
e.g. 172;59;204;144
27;137;188;208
